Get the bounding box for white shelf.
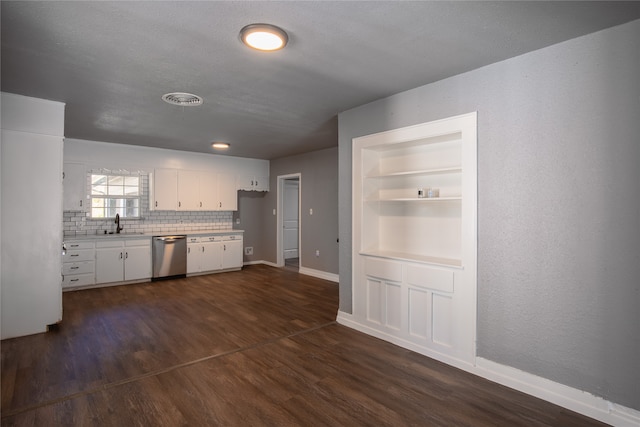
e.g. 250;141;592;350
365;166;462;179
365;196;462;202
360;250;463;268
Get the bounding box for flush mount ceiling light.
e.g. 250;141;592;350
212;142;230;150
162;92;203;106
240;23;288;51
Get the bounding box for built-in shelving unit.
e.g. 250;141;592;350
350;112;477;368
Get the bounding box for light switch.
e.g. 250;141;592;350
309;208;313;215
273;208;276;215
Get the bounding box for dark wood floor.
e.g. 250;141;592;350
1;265;606;426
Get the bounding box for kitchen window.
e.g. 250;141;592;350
90;174;140;218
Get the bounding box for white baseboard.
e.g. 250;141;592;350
336;311;474;372
336;310;640;427
474;358;640;427
243;260;339;283
298;266;339;283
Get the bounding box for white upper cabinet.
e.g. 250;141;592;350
237;175;269;191
152;168;178;210
177;170;200;211
63;162;86;211
153;168;237;211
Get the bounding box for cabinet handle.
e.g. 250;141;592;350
200;202;202;207
155;201;158;208
188;247;190;254
70;278;79;282
70;244;80;248
179;201;181;208
120;252;123;259
125;252;128;259
202;246;205;252
70;254;79;257
80;200;83;207
224;244;226;251
70;266;79;270
255;180;258;186
219;202;222;208
251;180;254;186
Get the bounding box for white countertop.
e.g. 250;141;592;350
64;229;243;241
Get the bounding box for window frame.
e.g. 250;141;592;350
89;173;142;219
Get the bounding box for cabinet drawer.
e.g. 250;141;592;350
65;241;95;250
62;273;95;288
364;257;402;282
187;236;201;244
96;240;123;249
125;238;151;248
222;234;242;241
405;264;454;293
62;261;95;275
203;235;223;242
63;249;94;262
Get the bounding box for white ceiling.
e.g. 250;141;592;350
2;1;640;160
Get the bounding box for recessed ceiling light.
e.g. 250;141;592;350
162;92;203;106
212;142;230;150
240;23;288;51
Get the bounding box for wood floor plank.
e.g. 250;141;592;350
1;265;608;426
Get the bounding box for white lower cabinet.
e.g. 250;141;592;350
187;234;243;275
62;240;95;288
96;238;151;284
222;235;243;269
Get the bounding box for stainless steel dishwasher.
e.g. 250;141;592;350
152;235;187;280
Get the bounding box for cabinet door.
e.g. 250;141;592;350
187;244;201;274
124;244;151;281
217;174;237;211
95;247;124;283
153;169;177;210
63;162;86;211
200;241;222;271
177;170;200;211
237;175;268;191
253;176;269;191
199;171;218;211
222;239;243;269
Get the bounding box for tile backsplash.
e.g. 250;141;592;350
63;172;233;236
63;210;233;237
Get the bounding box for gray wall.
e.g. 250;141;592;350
234;191;267;263
338;20;640;410
261;147;339;274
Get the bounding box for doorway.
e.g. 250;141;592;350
277;173;301;270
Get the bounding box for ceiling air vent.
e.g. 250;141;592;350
162;92;203;106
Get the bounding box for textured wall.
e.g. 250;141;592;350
338;20;640;410
261;147;339;274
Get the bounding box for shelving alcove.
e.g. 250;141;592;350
350;112;477;368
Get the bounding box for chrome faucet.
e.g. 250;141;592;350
115;213;123;234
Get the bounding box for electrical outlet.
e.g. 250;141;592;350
309;208;313;215
235;218;241;224
244;247;253;255
315;249;320;257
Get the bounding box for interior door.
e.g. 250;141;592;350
283;179;299;259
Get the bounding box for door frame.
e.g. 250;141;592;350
276;173;301;268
